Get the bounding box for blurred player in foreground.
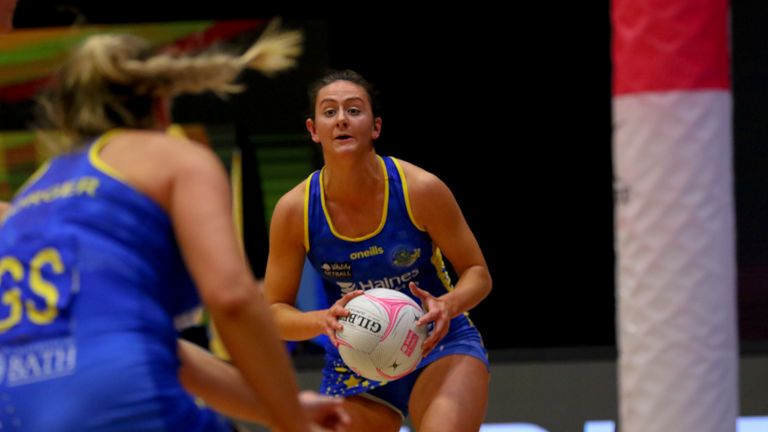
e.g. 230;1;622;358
0;21;348;432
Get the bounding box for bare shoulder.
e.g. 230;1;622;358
107;130;223;173
139;132;221;171
394;158;451;200
269;177;312;246
272;180;307;223
100;131;228;210
392;158;458;231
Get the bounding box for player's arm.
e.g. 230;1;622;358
178;339;270;423
409;165;492;316
263;186;326;341
178;340;350;431
168;142;309;432
263;186;362;344
404;161;492;350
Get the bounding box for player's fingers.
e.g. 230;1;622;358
309;424;332;432
329;304;346;317
336;404;351;428
422;331;439;353
433;318;448;342
408;282;428;300
325;400;350;431
327;327;339;347
324;308;344;338
422;340;435;357
417;309;438;327
422;318;448;354
422;328;439;353
303;392;349;431
337;290;364;307
326;309;344;331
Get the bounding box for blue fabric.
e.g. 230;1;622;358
305;156;489;417
306;156;451;305
320;315;489;417
0;137;227;431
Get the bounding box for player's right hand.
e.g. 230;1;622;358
323;290;364;347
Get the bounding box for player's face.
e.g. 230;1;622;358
306;80;381;155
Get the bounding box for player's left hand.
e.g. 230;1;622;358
409;282;450;356
299;390;351;432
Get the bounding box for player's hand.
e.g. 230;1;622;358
300;390;351;432
324;290;364;347
409;282;450;356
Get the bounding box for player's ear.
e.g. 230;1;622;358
372;117;382;140
306;118;320;143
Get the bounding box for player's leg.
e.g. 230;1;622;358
320;355;409;431
408;354;489;432
342;395;402;432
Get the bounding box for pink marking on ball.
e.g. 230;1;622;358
337;338;353;349
400;329;419;357
363;292;420;341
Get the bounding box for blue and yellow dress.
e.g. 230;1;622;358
0;133;229;431
305;155;489;418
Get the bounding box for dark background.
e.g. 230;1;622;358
21;1;768;351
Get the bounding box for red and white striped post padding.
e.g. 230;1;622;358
612;0;737;430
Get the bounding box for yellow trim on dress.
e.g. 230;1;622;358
90;126;186;183
303;172;314;252
88;129;128;182
165;124;187;139
391;157;426;232
319;155;389;242
430;244;454;292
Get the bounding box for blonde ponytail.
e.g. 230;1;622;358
37;18;303;154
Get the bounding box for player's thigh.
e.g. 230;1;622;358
344;394;402;432
409;354;489;432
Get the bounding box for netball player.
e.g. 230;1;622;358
264;70;492;432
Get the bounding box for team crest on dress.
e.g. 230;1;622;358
391;247;420;267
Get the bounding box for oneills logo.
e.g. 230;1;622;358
350;246;384;260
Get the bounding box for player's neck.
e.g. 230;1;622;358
323;153;383;204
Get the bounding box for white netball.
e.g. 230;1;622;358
336;288;428;381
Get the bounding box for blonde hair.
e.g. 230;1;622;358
37;19;302;154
